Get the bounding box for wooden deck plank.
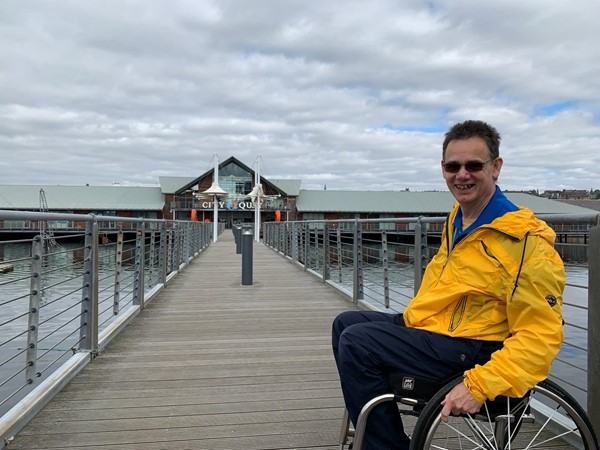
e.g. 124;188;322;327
8;230;355;449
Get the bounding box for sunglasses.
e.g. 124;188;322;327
443;158;494;173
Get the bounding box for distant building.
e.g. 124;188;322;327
162;156;301;225
541;189;592;200
1;156;598;237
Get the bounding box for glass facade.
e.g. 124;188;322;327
219;162;253;196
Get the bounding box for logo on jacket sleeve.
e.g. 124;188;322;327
545;295;557;307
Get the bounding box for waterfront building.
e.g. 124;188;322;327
0;156;597;238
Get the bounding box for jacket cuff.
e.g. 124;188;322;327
464;375;487;403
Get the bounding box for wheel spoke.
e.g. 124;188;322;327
409;378;597;450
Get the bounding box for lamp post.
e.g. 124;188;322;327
201;154;228;243
254;156;261;242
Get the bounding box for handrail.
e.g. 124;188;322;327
262;213;600;434
0;210;219;447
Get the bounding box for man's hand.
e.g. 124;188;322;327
440;381;483;422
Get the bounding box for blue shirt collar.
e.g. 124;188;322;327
452;186;519;247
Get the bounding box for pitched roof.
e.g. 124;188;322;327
0;185;165;211
158;176;198;194
295;190;599;215
176;157;297;197
554;199;600;212
268;179;301;196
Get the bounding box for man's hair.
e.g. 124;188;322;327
442;120;501;159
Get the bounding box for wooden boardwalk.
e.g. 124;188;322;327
8;230;356;449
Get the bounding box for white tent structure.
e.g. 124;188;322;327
200;154;228;243
249;155;280;242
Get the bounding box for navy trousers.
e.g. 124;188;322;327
332;310;502;450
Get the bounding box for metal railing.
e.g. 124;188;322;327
0;210;218;447
263;213;600;434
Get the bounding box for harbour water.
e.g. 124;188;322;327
0;241;146;415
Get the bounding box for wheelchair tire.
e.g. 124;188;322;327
409;376;598;450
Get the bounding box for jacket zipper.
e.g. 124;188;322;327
440;224;520;275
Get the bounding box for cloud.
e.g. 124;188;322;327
0;0;599;192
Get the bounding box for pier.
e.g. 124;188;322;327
0;209;598;448
6;230;352;449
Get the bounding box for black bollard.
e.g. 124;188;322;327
241;229;253;285
234;226;242;254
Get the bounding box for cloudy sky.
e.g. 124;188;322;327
1;1;599;192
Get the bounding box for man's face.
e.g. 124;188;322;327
442;137;502;212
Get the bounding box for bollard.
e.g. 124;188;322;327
234;226;242;254
241;229;253;285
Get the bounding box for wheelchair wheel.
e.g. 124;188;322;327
410;376;598;450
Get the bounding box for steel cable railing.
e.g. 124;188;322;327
263;213;600;422
0;210;215;444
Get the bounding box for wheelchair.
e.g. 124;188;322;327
339;371;599;450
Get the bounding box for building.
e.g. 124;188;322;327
541;189;593;200
163;157;301;226
1;157;598;236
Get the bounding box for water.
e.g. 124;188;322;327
0;241;144;414
553;264;589;407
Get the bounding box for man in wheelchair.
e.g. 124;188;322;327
332;120;565;449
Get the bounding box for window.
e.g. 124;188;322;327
338;214;357;230
376;214;396;230
220;162;253;196
303;213;324;230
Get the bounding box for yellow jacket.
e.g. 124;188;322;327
403;204;565;402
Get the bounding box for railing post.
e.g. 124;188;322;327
413;217;428;296
133;224;145;309
303;225;309;271
171;224;179;273
193;221;200;254
382;230;390;309
148;228;156;288
588;226;600;433
113;229;123;315
182;222;190;262
353;219;364;303
323;222;330;282
158;222;167;284
263;223;269;247
337;227;343;283
179;223;185;266
80;219;99;354
269;222;274;249
205;221;211;249
284;222;289;257
291;222;298;263
26;235;43;385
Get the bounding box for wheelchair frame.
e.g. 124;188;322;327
339;374;599;450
